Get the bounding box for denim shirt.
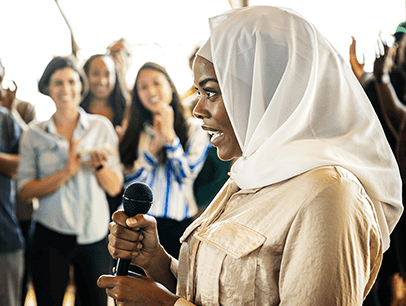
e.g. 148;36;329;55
17;108;123;244
0;106;24;252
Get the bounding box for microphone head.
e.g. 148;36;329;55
122;182;153;217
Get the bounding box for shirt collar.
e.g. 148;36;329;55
44;107;89;136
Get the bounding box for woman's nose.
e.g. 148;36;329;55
100;76;108;86
192;98;207;119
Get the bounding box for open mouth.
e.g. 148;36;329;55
202;126;224;140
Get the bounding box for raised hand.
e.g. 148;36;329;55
349;36;365;82
149;105;176;155
373;36;393;83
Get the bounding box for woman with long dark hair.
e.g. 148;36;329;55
119;62;209;258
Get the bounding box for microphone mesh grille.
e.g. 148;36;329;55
123;182;153;217
124;182;153;202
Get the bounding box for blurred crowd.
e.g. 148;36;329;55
350;22;406;306
0;38;230;306
3;16;406;306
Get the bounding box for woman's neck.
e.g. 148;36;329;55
53;108;79;143
90;96;109;106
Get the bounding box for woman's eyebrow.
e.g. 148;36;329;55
198;78;218;87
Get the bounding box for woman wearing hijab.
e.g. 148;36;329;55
98;6;403;305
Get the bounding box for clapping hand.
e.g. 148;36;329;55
149;105;176;155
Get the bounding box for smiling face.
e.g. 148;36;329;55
193;55;242;161
47;67;82;111
87;56;116;100
136;68;173;114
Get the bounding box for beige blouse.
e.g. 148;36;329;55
172;166;382;305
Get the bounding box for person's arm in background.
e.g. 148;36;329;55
373;38;406;135
349;36;366;83
0;107;22;178
90;150;123;197
0;153;19;178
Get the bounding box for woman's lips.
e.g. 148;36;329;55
202;126;224;146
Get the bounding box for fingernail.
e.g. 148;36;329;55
126;219;136;227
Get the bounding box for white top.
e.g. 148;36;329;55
197;6;402;251
17;108;123;244
173;166;382;305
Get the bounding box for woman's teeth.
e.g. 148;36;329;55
208;131;224;137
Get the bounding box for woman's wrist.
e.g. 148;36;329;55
376;72;390;84
94;164;104;172
143;244;172;276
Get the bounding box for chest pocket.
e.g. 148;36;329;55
193;220;266;305
37;141;65;177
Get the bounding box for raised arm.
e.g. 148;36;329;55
373;39;406;136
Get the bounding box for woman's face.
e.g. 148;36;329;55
136;68;173;114
193;56;242;161
47;67;82;111
87;56;116;100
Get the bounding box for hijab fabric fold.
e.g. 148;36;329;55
197;6;403;251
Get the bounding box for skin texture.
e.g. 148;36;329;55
192;55;242;161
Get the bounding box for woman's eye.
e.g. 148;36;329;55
206;90;215;98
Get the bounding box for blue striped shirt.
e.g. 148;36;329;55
124;118;210;221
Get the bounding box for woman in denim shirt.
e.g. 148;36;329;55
17;56;123;306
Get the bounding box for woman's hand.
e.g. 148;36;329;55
97;271;179;306
373;37;393;84
65;139;81;177
155;104;176;144
349;36;365;82
149;105;176;155
89;150;108;170
116;117;129;143
108;211;161;270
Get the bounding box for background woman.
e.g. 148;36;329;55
80;54;129;128
17;56;123;305
80;53;130;216
99;6;403;305
119;62;209;259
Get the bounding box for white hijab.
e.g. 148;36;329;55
197;6;403;251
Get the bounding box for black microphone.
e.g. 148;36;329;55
115;182;153;276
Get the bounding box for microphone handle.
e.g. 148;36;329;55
115;258;131;276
